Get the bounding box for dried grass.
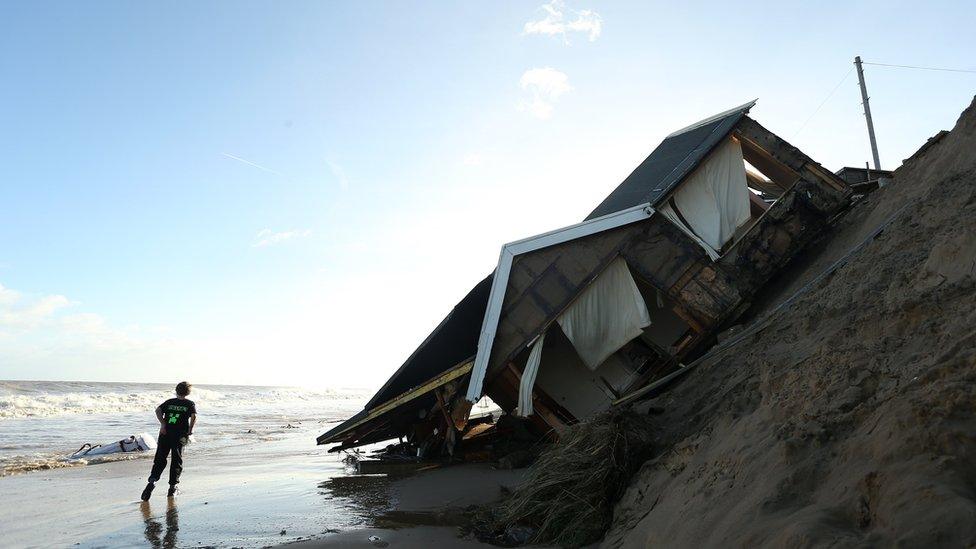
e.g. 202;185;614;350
491;410;654;547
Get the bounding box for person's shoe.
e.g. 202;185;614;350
141;482;155;501
167;486;180;497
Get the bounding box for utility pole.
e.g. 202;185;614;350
854;56;882;170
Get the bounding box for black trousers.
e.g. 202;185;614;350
148;433;186;486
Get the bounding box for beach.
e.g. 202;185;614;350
0;381;530;548
0;381;379;547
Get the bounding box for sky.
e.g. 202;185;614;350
1;1;974;389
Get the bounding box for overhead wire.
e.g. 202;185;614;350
793;66;854;138
861;61;976;74
791;59;975;139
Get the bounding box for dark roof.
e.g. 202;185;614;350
586;100;756;220
317;409;367;443
318;277;491;446
362;274;493;410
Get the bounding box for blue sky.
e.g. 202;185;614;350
1;1;974;387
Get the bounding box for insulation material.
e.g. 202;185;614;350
516;333;546;417
660;137;752;259
557;258;651;370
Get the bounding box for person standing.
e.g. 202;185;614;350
141;381;197;500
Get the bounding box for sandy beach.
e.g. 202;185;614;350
0;447;527;548
0;382;386;548
0;427;358;547
0;381;531;548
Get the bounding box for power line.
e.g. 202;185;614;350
862;61;976;74
793;66;854;138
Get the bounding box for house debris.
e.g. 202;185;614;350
836;165;895;194
317;100;852;462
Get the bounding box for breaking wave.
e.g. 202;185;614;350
0;381;367;419
0;451;146;477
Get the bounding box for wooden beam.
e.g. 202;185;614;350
748;190;770;216
735;116;848;191
804;164;849;193
318;359;474;444
736;132;800;191
745;170;783;198
501;362;571;435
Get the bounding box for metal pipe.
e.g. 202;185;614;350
855;56;882;170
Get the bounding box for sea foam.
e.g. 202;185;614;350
0;381;366;419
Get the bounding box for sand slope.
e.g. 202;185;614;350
603;97;976;548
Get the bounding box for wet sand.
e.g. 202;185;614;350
1;428;530;548
293;526;499;548
289;463;532;548
0;421;371;548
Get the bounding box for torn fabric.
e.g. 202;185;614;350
660;137;751;259
556;258;651;370
659;204;721;260
516;333;545;417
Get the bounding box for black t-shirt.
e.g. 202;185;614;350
159;398;196;435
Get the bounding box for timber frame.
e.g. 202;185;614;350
317;358;474;451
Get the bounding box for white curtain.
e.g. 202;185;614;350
660;137;751;260
556;258;651;370
659;205;721;260
515;333;545;417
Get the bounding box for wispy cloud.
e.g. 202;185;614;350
0;283;73;329
518;67;572;120
523;0;602;43
0;281;166;378
222;153;284;176
462;153;484;167
252;228;312;248
326;159;350;190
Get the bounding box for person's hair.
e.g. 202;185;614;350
175;381;192;397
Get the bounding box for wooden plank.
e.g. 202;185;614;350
319;359;474;444
735;117;848;191
736;132;800;191
501;362;571;435
745;170;783;198
748;187;772;214
734;117;809;172
805;164;850;193
433;388;456;439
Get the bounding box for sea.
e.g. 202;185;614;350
0;380;381;548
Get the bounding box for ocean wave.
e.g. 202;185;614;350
0;382;368;419
0;451;148;477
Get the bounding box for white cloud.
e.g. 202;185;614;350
0;283;73;329
518;67;572;120
252;228;312;248
0;283;20;306
0;282;160;371
59;312;145;351
462;153;484;167
523;0;602;43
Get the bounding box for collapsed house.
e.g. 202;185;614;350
318;100;852;457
